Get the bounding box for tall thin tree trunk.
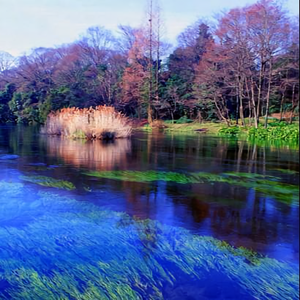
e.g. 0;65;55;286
248;98;252;126
257;61;265;124
214;95;230;126
236;86;239;125
148;0;153;124
289;84;296;124
251;79;258;128
279;91;285;121
239;78;245;126
245;78;252;126
264;60;272;128
155;11;160;109
170;110;174;123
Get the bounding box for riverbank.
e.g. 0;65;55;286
137;120;224;134
136;119;299;147
138;119;298;132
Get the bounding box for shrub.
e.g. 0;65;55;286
218;126;240;136
248;124;299;142
41;106;132;140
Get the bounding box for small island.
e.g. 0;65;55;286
41;106;132;140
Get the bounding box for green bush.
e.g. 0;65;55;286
248;124;299;142
218;126;240;136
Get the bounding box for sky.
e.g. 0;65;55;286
0;0;299;57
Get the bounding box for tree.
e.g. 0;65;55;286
0;83;16;123
245;0;291;127
0;51;14;73
120;30;149;117
215;7;259;127
168;21;213;119
194;40;231;125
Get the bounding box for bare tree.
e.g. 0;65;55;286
246;0;291;127
0;51;15;73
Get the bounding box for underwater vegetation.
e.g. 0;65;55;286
272;168;299;175
0;181;298;300
20;175;76;190
84;170;299;205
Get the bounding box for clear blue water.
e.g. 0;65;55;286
0;125;299;299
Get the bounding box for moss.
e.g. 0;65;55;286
20;176;76;190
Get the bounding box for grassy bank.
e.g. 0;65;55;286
141;121;224;134
138;119;299;146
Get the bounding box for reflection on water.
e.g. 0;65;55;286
0;125;299;299
43;136;131;171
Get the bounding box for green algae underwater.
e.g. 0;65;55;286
0;180;298;300
21;175;76;190
84;170;299;206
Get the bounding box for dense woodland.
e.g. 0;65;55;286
0;0;298;127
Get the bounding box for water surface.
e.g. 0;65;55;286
0;125;298;299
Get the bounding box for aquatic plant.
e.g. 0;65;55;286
84;170;201;184
41;106;132;140
84;170;299;205
273;168;299;175
20;175;75;190
0;181;24;197
224;172;280;180
0;183;298;300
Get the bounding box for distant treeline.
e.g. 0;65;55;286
0;0;298;127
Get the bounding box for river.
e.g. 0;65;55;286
0;125;298;299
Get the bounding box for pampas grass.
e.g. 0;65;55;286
41;106;132;139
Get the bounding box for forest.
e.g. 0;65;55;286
0;0;298;128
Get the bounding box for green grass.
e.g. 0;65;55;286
160;121;224;134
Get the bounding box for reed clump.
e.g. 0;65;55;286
41;106;132;140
